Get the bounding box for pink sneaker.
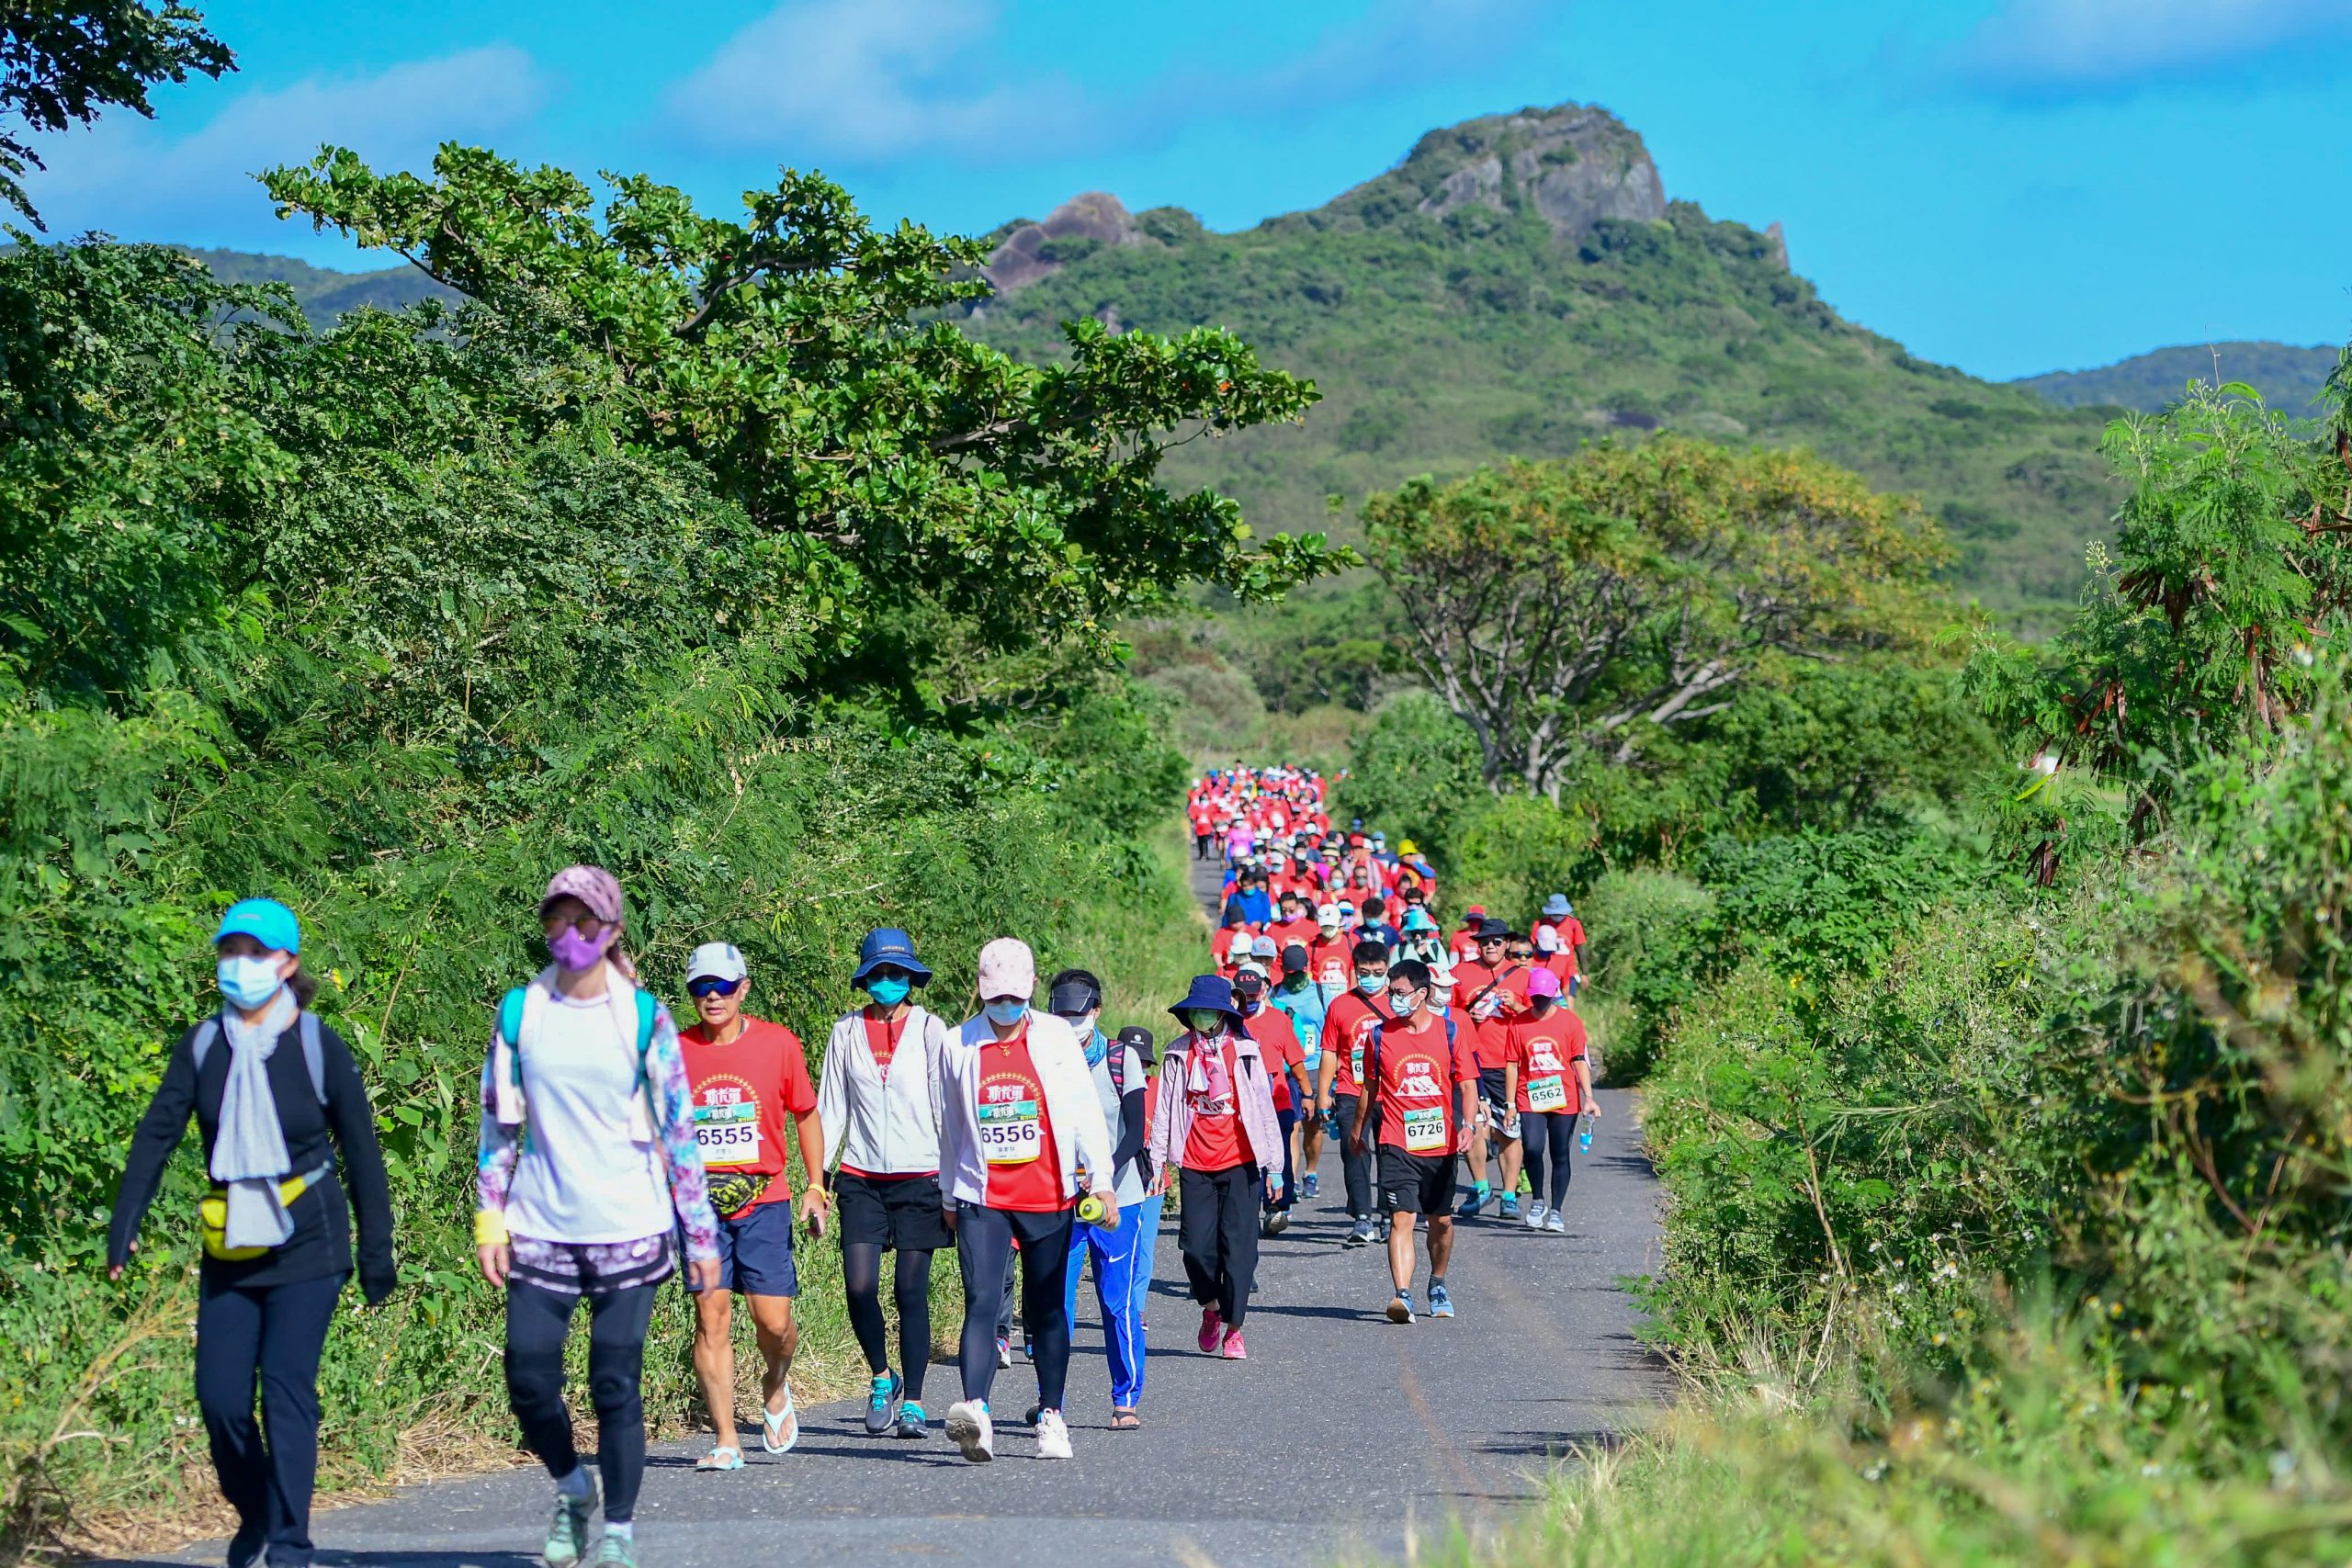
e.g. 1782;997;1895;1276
1196;1308;1223;1354
1220;1326;1248;1359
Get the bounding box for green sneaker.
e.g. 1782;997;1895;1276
594;1530;639;1566
543;1478;596;1566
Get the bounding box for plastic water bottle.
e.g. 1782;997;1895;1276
1577;1112;1593;1154
1077;1192;1111;1228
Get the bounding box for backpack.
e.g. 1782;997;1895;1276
192;1011;326;1104
490;978;660;1140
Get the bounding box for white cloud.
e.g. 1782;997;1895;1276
22;45;549;239
667;0;1088;162
1956;0;2352;92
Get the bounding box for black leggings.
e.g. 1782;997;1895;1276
1179;1164;1261;1326
1520;1110;1576;1210
1333;1093;1374;1218
504;1281;659;1522
955;1205;1075;1410
842;1243;934;1401
194;1271;345;1566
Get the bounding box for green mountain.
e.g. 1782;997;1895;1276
967;103;2119;614
183;245;456;320
2015;340;2341;415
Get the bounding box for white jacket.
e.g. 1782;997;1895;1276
818;1005;949;1178
938;1010;1113;1207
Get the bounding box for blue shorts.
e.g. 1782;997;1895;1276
694;1198;798;1298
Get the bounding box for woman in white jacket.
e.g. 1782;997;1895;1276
817;928;951;1442
937;938;1114;1465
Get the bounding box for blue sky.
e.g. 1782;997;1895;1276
20;0;2352;380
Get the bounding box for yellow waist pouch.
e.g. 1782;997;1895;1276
200;1162;331;1261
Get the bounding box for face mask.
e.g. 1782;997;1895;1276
1387;991;1419;1015
1186;1009;1226;1036
984;998;1029;1027
1081;1026;1108;1067
865;976;911;1008
548;924;614;972
1357;973;1385;995
1239;994;1265;1016
217;954;285;1010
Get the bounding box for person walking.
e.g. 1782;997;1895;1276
674;942;827;1472
1267;944;1330;1201
1233;965;1305;1237
818;928;954;1441
1148;976;1283;1360
108;898;396;1568
1350;958;1477;1324
1317;940;1394;1246
1046;970;1154;1427
475;866;719;1568
938;939;1115;1463
1510;968;1595;1232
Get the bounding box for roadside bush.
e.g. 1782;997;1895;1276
1576;869;1713;1080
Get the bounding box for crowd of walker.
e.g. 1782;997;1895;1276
106;765;1598;1568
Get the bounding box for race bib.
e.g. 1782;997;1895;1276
1402;1104;1447;1153
694;1102;763;1167
1297;1021;1322;1069
1527;1074;1568;1112
978;1096;1044;1165
1351;1042;1365;1082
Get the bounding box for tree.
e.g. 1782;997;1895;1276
1363;440;1949;797
262;147;1347;665
1;2;234;227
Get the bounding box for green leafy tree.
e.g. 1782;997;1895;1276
1;2;233;227
262;147;1346;667
1363;439;1949;797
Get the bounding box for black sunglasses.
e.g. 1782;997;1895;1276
687;976;745;999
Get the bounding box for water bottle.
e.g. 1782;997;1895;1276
1077;1192;1111;1228
1577;1112;1592;1154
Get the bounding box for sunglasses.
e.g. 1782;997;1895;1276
687;976;745;999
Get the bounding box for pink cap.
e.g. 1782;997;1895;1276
1528;966;1562;999
976;937;1036;1001
541;864;624;926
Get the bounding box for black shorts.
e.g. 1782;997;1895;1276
1478;1067;1512;1123
834;1170;955;1252
1377;1146;1455;1215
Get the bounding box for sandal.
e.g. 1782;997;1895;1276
761;1390;798;1454
695;1445;744;1472
1110;1408;1140;1430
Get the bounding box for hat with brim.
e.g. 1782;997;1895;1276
853;927;933;987
1542;894;1572;919
1170;974;1246;1034
214;897;300;954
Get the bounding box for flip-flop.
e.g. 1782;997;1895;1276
761;1390;798;1454
1110;1408;1141;1430
695;1445;744;1472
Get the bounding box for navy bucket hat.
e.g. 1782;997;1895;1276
1170;974;1246;1034
852;927;933;987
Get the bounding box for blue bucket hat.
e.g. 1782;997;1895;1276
852;928;933;987
1170;974;1246;1034
214;897;300;954
1542;893;1572;919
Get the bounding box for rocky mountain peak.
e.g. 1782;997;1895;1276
987;191;1149;295
1327;101;1666;239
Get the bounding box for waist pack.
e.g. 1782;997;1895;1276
200;1160;332;1261
707;1171;772;1219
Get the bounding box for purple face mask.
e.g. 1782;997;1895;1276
548;924;616;972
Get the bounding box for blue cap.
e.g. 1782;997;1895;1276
214;897;300;954
852;927;933;986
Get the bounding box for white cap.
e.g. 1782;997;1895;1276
1316;902;1342;927
1236;959;1269;979
1534;924;1561;953
686;942;748;983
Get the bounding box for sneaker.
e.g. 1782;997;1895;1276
1344;1216;1376;1247
1544;1211;1566;1234
1262;1209;1290;1236
1375;1216;1392;1243
1455;1185;1489;1218
1429;1283;1455;1318
594;1532;638;1567
1035;1407;1073;1460
1523;1202;1548;1230
946;1399;995;1463
543;1476;598;1567
1302;1173;1320;1200
895;1400;929;1439
865;1369;903;1436
1498;1194;1520;1222
1197;1306;1224;1354
1220;1326;1248;1359
226;1527;266;1568
995;1336;1012;1370
1385;1292;1414;1324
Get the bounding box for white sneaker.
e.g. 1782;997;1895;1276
1544;1211;1566;1234
1035;1407;1073;1460
1523;1202;1547;1229
946;1399;994;1463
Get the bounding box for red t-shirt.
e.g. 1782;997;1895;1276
1244;1008;1303;1112
1448;930;1482;963
1180;1037;1252;1171
1211;927;1252;977
1305;934;1355;991
1369;1012;1477;1154
1510;1009;1588;1115
680;1017;815;1207
1453;960;1532;1069
977;1027;1066;1213
1322;990;1391;1098
1556;916;1588;977
1270;916;1318;949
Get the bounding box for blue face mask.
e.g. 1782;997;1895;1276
217;954;285;1010
1357;973;1385;995
865;975;911;1008
984;998;1029;1027
1081;1026;1108;1067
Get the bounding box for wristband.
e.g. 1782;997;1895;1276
473;1210;509;1247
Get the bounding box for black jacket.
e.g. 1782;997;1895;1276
108;1011;396;1303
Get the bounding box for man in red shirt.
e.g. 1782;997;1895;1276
677;942;829;1466
1305;904;1356;991
1538;894;1589;997
1448;908;1487;964
1447;919;1532;1220
1269;891;1317;950
1349;958;1477;1323
1317;940;1393;1247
